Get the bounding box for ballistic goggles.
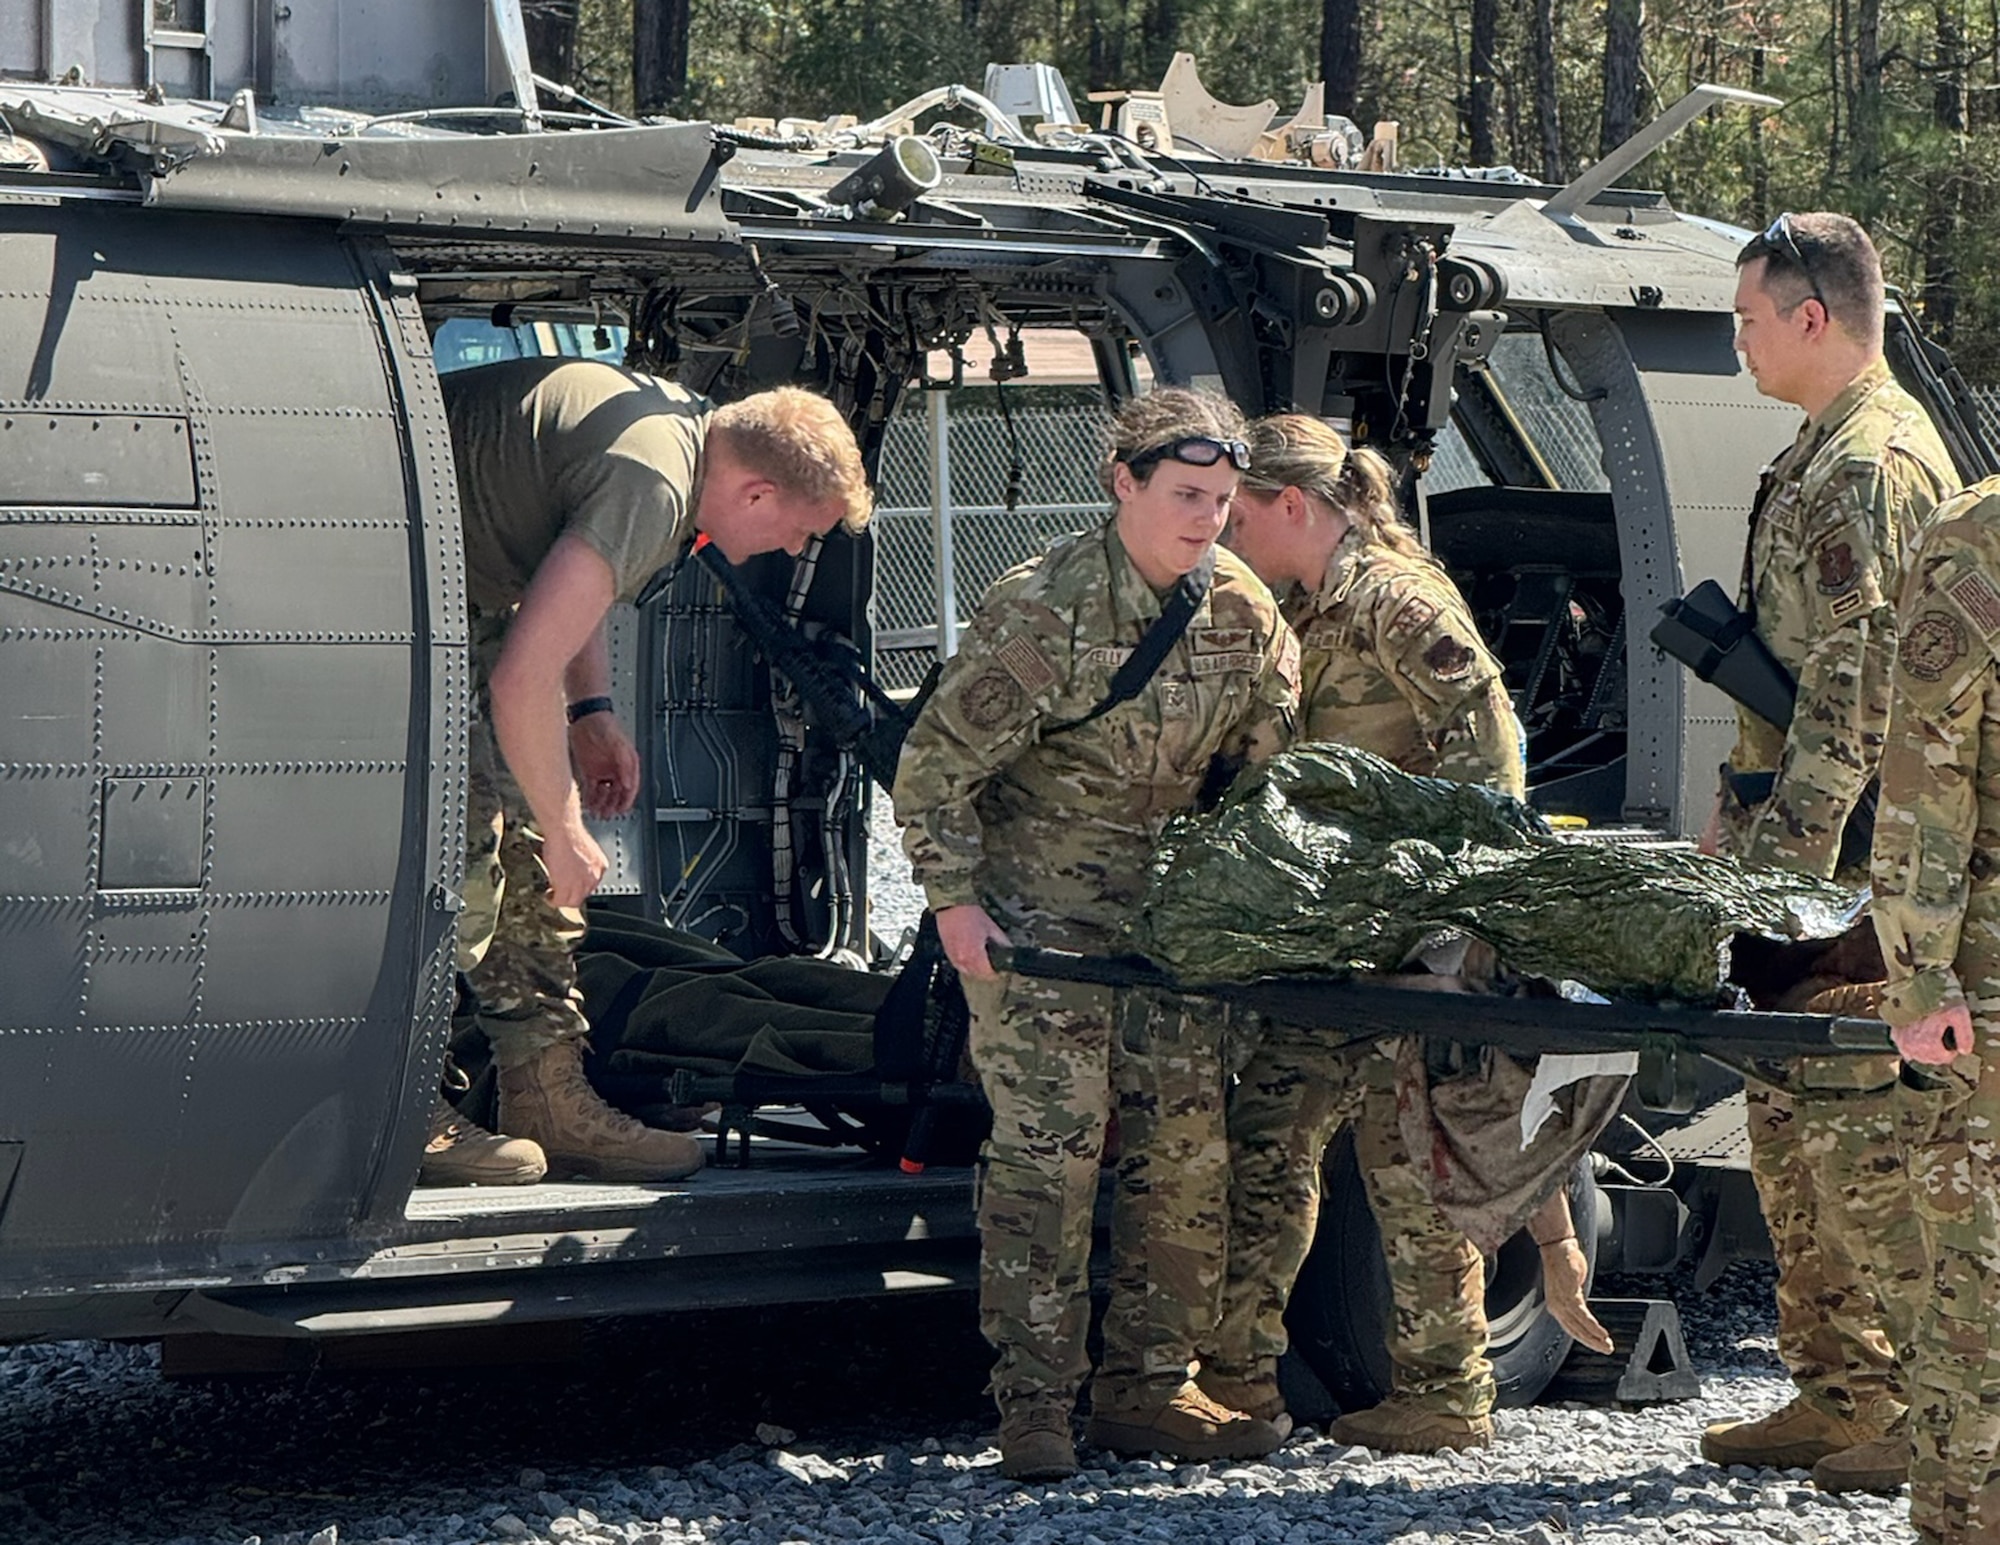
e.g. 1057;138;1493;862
1122;434;1253;477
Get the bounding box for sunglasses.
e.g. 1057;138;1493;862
1123;434;1253;476
1761;213;1828;314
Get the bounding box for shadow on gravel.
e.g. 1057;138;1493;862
0;1293;997;1544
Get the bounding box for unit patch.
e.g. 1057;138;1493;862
1422;634;1478;683
996;634;1059;694
1814;539;1859;596
960;670;1026;730
1901;611;1969;683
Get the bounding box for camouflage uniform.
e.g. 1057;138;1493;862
893;520;1298;1423
1720;359;1953;1435
456;608;590;1067
1873;479;2000;1544
1207;530;1523;1414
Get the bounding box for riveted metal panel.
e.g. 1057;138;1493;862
208;771;405;894
97;776;205;890
0;623;92;762
0;1027;195;1249
99;637;206;766
200;902;393;1023
208;521;413;636
0;201;445;1277
0;414;196;507
210;644;410;762
0;779;92;894
0;905;86;1030
201;413;411;534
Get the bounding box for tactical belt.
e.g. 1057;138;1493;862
1046;548;1216;734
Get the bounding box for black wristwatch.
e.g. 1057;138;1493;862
565;695;615;725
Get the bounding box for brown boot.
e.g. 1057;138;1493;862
1195;1364;1294;1441
1330;1393;1493;1455
497;1041;704;1183
998;1406;1078;1482
419;1099;547;1187
1812;1427;1910;1494
1701;1397;1874;1470
1086;1379;1286;1461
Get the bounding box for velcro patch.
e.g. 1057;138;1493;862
1191;652;1262;675
1384;595;1441;643
1194;628;1252;654
1814;539;1860;596
960;671;1026;730
1829;590;1865;620
1423;634;1478;683
1945;568;2000;641
1902;610;1969;683
1083;645;1134;671
996;634;1059;694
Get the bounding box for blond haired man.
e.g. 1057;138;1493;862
433;359;870;1186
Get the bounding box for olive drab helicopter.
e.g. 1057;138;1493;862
0;0;1991;1409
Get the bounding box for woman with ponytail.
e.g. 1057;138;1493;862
1197;413;1609;1456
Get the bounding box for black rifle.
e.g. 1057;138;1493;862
1652;578;1876;870
690;538;938;792
990;944;1892;1115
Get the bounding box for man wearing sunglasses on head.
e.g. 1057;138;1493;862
1699;212;1956;1495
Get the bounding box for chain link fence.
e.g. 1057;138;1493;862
870;336;1613;691
873;386;1114;691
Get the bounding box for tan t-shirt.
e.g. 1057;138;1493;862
442;358;713;611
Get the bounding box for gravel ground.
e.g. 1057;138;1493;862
0;1263;1914;1545
0;811;1916;1544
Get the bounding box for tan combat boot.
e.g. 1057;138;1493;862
418;1098;547;1187
998;1406;1078;1483
1330;1392;1493;1455
1195;1364;1295;1441
1701;1396;1874;1470
1812;1422;1910;1494
497;1040;705;1183
1086;1378;1286;1461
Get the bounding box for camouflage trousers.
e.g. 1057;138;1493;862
457;609;590;1070
962;969;1231;1419
1899;1044;2000;1545
1208;1024;1492;1417
1744;1066;1927;1433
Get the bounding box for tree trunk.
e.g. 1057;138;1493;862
1852;0;1883;203
1322;0;1364;121
632;0;691;116
1751;45;1769;220
521;0;578;85
1468;0;1499;164
1529;0;1562;181
1599;0;1643;156
1922;0;1967;342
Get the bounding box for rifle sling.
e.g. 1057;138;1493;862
1046;549;1215;735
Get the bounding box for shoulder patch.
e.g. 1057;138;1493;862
1944;568;2000;642
1422;634;1479;683
1384;594;1441;644
1901;611;1969;683
959;671;1026;731
1814;540;1860;596
995;634;1059;695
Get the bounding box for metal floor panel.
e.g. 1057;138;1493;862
1646;1090;1750;1168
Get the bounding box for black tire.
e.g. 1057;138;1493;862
1283;1126;1601;1411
